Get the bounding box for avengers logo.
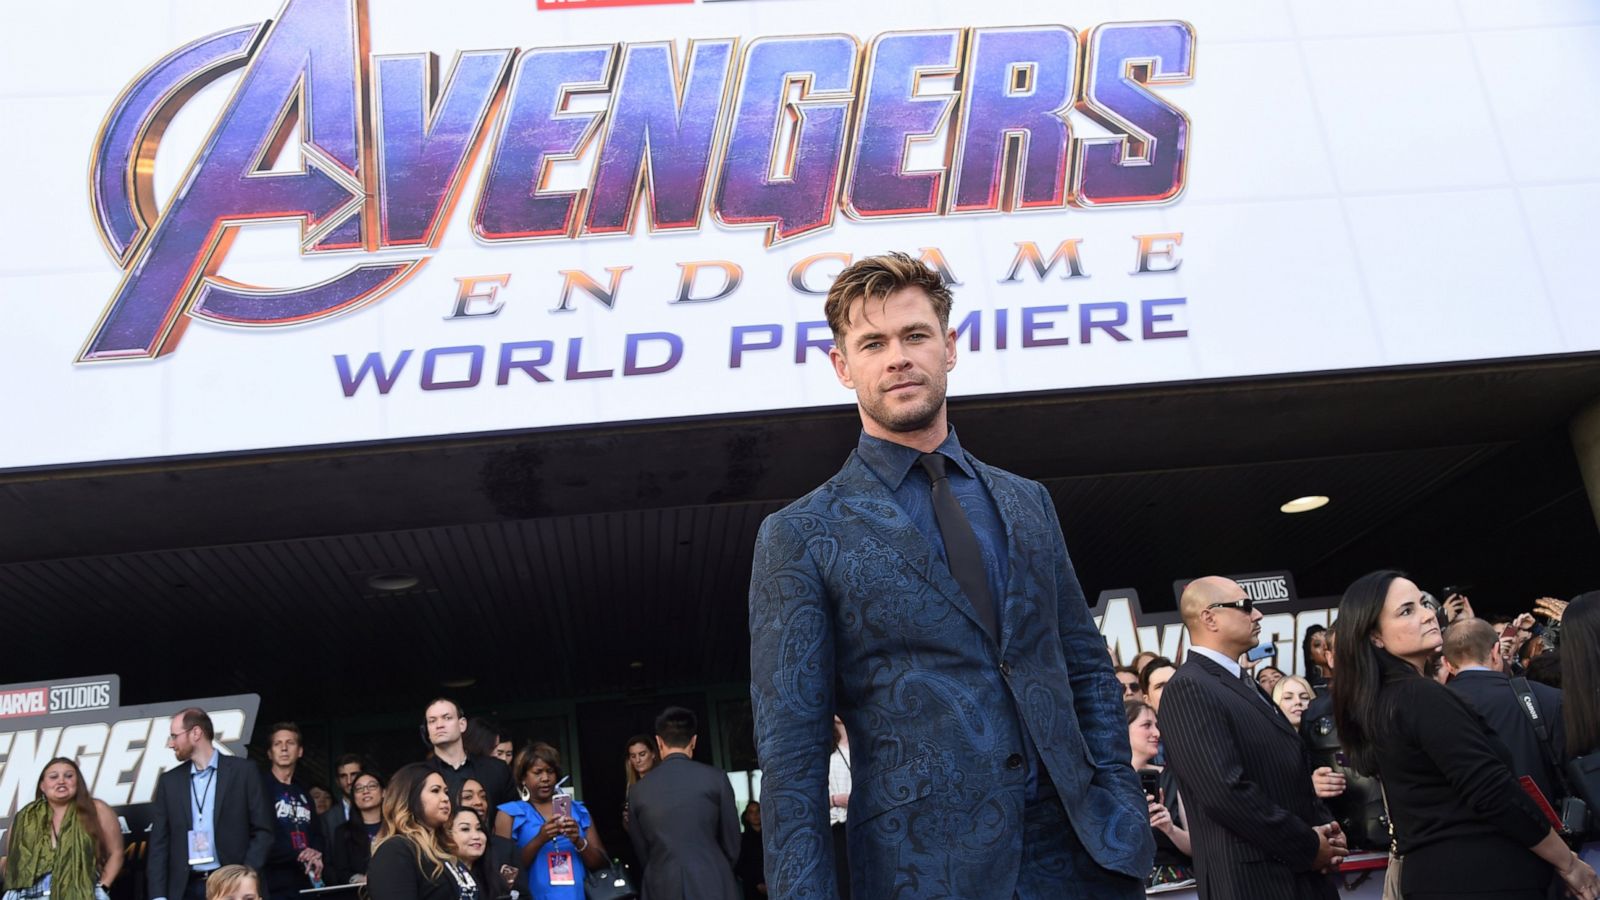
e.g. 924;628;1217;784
86;0;1193;363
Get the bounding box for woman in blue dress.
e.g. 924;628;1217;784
493;743;608;899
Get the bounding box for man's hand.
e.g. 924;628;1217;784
1311;767;1347;799
1312;822;1348;873
297;848;323;879
1443;593;1475;623
1534;597;1568;622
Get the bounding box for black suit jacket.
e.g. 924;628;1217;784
1159;653;1337;900
148;754;275;900
1447;668;1566;805
626;755;740;900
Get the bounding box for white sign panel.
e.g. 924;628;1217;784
2;1;1597;469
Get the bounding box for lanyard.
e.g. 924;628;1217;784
192;766;216;816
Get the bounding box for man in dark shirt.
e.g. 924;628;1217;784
422;698;517;809
1444;618;1566;804
259;722;326;897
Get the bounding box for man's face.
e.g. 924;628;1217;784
829;287;956;438
1114;670;1143;701
425;701;466;748
1204;584;1263;656
269;729;303;768
167;715;196;762
1146;665;1176;712
337;762;362;795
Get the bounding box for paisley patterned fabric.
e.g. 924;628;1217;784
748;447;1154;899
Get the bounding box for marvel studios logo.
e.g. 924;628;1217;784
537;0;692;9
0;680;113;719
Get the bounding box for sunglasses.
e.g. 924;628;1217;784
1206;596;1254;614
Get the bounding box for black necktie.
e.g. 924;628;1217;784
919;453;999;639
1241;668;1275;708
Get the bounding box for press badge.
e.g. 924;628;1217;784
188;829;216;865
547;851;575;886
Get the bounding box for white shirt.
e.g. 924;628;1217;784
827;745;851;826
1187;645;1243;678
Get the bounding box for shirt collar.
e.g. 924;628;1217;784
1456;665;1498;674
1188;645;1243;679
192;751;219;776
856;426;975;491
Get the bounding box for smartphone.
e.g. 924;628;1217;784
1499;621;1520;642
1245;642;1276;662
1138;768;1161;800
552;790;573;819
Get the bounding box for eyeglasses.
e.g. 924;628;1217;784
1206;596;1254;614
165;728;192;744
354;783;382;794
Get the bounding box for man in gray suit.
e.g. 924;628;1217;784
625;707;740;900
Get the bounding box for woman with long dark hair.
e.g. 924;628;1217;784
2;758;124;900
444;808;496;900
1302;624;1329;693
366;763;473;900
1331;570;1599;900
328;771;385;884
1560;591;1600;872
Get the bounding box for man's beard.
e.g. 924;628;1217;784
862;377;946;433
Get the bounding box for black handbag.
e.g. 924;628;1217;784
584;861;639;900
1566;752;1600;838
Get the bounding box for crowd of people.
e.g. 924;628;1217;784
1113;579;1600;899
1;701;760;900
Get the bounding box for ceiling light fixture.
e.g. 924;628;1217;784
442;677;476;689
1280;495;1330;514
366;572;420;592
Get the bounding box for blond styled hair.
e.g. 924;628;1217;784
205;866;259;900
374;763;455;880
823;252;954;342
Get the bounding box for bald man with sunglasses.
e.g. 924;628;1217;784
1156;576;1346;900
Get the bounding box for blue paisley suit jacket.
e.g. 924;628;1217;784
748;447;1153;899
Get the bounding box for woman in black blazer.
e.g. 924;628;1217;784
1332;570;1599;900
366;763;476;900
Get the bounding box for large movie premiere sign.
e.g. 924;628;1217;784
3;2;1595;469
0;676;258;842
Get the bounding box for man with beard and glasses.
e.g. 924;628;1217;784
1157;577;1345;900
148;709;273;900
748;252;1151;900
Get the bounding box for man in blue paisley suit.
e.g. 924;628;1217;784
748;252;1152;899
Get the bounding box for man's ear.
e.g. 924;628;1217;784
830;345;854;389
944;327;958;372
687;735;698;756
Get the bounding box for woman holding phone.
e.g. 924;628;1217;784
1126;699;1192;887
494;744;606;899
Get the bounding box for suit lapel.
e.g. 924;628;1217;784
1193;654;1298;737
835;453;998;644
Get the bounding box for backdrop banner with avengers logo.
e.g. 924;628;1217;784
2;1;1596;469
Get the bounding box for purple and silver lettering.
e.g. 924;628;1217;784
374;49;513;248
91;24;265;264
844;30;961;219
585;40;735;236
714;35;859;246
474;45;616;241
1074;20;1194;206
80;0;419;362
948;26;1075;214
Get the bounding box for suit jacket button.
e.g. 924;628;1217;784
1000;661;1013;677
1005;753;1023;770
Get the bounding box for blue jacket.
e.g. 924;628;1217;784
748;447;1152;899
